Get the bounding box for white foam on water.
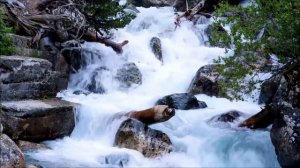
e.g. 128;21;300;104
28;7;279;167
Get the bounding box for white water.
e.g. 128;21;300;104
28;7;279;167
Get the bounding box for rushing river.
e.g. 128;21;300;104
28;6;279;167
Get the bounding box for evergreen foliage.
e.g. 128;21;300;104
211;0;300;100
82;0;134;35
0;6;14;55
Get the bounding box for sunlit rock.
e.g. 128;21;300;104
155;93;207;110
239;106;275;129
0;134;25;168
16;140;50;152
115;63;142;88
114;119;172;158
150;37;163;63
0;98;77;142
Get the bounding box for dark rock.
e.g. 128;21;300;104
73;90;91;95
209;110;243;123
115;63;142;88
16;140;50;152
114;119;172;158
239;106;275;129
187;64;223;97
270;66;300;167
155;93;207;110
258;75;282;105
86;67;107;94
0;134;25;168
150;37;163;62
0;98;76;142
0;56;52;84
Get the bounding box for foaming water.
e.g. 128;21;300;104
28;7;279;167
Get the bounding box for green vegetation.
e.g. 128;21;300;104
82;0;134;35
212;0;300;100
0;6;14;55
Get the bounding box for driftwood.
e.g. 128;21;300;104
239;105;275;129
113;105;176;125
175;0;206;27
0;0;128;53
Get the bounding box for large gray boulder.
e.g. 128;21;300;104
0;134;25;168
114;119;172;158
0;56;67;101
270;66;300;167
0;98;76;142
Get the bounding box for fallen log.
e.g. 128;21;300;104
239;105;276;129
83;31;129;54
113;105;176;125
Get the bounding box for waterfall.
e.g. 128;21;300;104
28;7;279;167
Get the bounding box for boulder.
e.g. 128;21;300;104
0;72;62;101
209;110;243;123
150;37;163;62
114;119;172;158
155;93;207;110
0;98;76;142
258;75;282;105
187;64;223;97
16;140;50;152
0;134;25;168
115;63;142;88
270;66;300;167
0;56;52;84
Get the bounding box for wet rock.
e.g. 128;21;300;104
205;25;229;48
0;134;25;168
114;119;172;158
270;67;300;167
16;140;50;152
239;106;275;129
209;110;243;123
258;75;282;105
187;64;224;97
150;37;163;62
155;93;207;110
73;90;91;95
115;63;142;88
0;98;76;142
0;56;52;84
86;67;107;94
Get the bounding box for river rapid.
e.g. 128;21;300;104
28;6;280;168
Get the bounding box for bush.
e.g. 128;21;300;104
0;6;14;55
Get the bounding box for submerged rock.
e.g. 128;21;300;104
115;63;142;88
187;64;224;97
155;93;207;110
86;67;107;94
114;119;172;158
150;37;163;62
209;110;243;123
0;134;25;168
0;98;76;142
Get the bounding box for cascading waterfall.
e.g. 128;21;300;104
28;7;280;167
